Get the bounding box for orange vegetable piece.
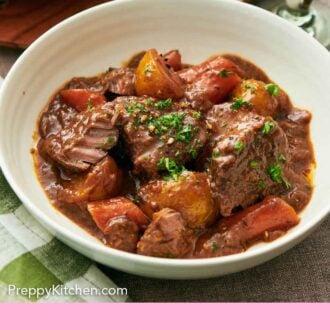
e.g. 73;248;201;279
135;49;184;99
87;197;149;233
60;89;106;112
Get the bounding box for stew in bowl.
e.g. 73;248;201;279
33;49;314;259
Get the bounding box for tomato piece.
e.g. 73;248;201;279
87;197;149;233
60;89;106;112
162;50;182;71
179;56;242;103
135;49;184;99
179;56;242;83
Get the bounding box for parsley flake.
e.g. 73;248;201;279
278;154;286;163
144;64;152;74
87;99;93;110
234;140;244;152
155;98;172;110
258;180;267;190
218;68;233;78
265;83;280;97
157;157;186;181
211;241;219;252
230;97;251;110
267;163;283;184
193;111;202;119
261;121;276;135
249;160;258;169
107;136;116;143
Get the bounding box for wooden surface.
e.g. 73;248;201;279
0;0;110;48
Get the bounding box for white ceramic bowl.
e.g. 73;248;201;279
0;0;330;279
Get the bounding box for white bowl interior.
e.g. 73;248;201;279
0;0;330;279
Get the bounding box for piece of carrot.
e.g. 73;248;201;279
60;89;106;112
87;197;149;233
197;196;299;257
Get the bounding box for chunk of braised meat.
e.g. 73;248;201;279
205;103;291;216
137;208;194;258
277;109;314;212
57;156;122;203
138;171;217;229
104;68;136;96
104;96;208;177
104;216;139;253
43;106;119;172
40;69;135;138
195;196;299;258
179;56;242;111
67;67;136;96
39;94;79;138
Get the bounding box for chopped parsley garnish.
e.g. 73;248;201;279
211;241;219;252
267;163;291;189
146;98;153;106
149;113;185;136
126;102;147;115
133;117;141;127
157;157;186;181
265;83;280;97
107;136;116;143
144;64;152;73
175;150;180;158
278;154;286;163
258;180;267;189
234;140;244;152
261;121;276;134
126;105;135;115
267;163;283;184
87;99;93;110
193;111;202;119
249;160;258;169
154;98;172;110
212;149;220;158
176;124;193;143
230;97;251;110
283;180;292;190
218;68;233;78
187;146;198;159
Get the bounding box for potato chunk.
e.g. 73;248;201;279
58;156;122;203
232;79;280;118
135;49;184;99
138;172;217;229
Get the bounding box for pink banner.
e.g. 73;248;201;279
1;303;329;329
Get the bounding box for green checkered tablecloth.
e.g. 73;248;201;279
0;78;129;302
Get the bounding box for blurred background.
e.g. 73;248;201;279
0;0;329;50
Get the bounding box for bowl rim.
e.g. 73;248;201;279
0;0;330;269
